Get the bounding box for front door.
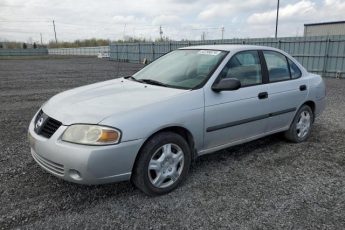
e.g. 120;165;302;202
204;50;269;150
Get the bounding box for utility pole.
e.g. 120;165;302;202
275;0;280;38
159;25;163;40
221;26;224;40
53;20;58;44
201;32;206;41
123;24;127;40
40;33;43;45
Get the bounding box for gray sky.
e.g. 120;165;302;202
0;0;344;43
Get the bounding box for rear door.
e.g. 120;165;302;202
261;50;308;132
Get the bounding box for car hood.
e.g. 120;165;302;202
42;78;189;125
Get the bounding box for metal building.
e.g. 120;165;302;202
304;21;345;36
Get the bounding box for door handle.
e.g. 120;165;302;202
258;92;268;99
299;85;307;91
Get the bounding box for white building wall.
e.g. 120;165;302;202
304;22;345;36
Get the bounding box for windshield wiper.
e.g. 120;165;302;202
125;76;169;87
124;75;140;82
137;79;168;87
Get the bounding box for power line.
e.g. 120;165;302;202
0;19;50;22
190;27;220;31
0;19;230;42
0;29;43;34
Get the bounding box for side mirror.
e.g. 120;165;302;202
212;78;241;92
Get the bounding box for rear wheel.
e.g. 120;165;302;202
284;105;314;143
132;132;191;196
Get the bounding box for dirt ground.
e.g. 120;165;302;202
0;57;344;229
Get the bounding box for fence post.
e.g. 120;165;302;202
116;44;119;61
138;43;141;63
152;42;155;61
169;42;172;51
322;36;331;77
126;44;129;62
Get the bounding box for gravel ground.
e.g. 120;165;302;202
0;57;344;229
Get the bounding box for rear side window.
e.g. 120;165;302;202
288;59;302;79
263;51;290;82
219;50;262;87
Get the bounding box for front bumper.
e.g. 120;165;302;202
28;116;144;185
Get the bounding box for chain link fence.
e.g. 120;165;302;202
109;35;345;78
3;36;344;78
48;46;109;56
0;48;48;56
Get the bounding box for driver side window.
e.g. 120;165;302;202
219;50;262;87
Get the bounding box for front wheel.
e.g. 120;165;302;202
284;105;314;143
132;132;191;196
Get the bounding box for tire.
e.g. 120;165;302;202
284;105;314;143
131;132;191;196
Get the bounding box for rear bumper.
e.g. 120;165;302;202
28;116;144;185
315;96;326;117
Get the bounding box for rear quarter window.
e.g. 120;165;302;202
288;59;302;79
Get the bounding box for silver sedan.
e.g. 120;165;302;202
28;45;326;195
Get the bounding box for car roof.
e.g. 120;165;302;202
179;44;279;52
178;44;308;74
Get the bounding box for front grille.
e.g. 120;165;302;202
40;117;62;138
34;110;62;138
31;150;64;176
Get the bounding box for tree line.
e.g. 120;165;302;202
1;37;172;49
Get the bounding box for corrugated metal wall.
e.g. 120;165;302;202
0;48;48;56
304;23;345;36
109;35;345;78
48;46;109;56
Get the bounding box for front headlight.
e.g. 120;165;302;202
62;125;121;145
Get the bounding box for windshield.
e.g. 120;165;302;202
132;49;227;89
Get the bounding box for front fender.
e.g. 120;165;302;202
99;89;205;150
